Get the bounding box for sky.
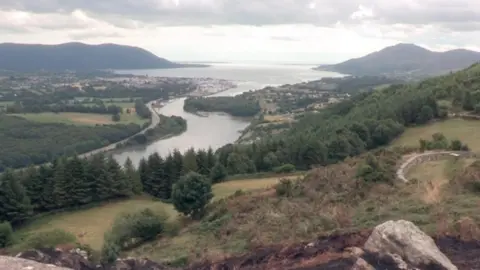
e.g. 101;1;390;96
1;0;480;64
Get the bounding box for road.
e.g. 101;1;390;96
78;100;161;159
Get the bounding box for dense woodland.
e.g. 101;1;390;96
184;95;261;117
0;115;142;171
316;76;404;94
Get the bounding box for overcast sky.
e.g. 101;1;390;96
1;0;479;63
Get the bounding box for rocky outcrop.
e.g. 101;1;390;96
10;220;480;270
364;220;458;270
0;255;72;269
16;248;172;270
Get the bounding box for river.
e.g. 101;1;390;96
112;63;343;165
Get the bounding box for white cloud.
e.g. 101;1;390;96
0;0;479;63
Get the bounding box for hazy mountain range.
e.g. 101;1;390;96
315;43;480;77
0;42;206;72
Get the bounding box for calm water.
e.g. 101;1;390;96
112;63;343;165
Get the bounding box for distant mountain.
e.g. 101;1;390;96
315;43;480;77
0;42;207;72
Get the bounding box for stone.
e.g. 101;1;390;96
352;258;375;270
0;255;72;270
364;220;458;270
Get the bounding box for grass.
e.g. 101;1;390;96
392;118;480;151
17;197;177;250
17;175;300;251
12;112;148;126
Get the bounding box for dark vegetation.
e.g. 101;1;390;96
119;115;187;147
316;43;480;78
419;133;470;152
0;42;207;71
0;115;141;170
316;76;404;94
184;95;261;117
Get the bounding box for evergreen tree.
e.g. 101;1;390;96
124;158;143;195
0;170;33;224
138;158;150;192
51;158;71;209
172;149;184;180
196;149;210;175
183;148;198;173
23;166;43;211
107;156;131;198
210;162;227;183
66;156;92;206
162;154;176;200
206;147;216;171
147;153;164;197
91;154;116;201
38;164;55;211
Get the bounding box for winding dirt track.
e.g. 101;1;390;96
396;151;473;182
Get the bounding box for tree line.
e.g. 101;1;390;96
0;115;142;171
6;102;123;116
184;95;261;117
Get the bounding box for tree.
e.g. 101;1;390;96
172;172;213;219
111;113;121;122
138;158;150;191
416;105;434;124
67;156;91;206
107;156;132;198
23;166;44;211
0;170;33;224
463;91;475;111
206;147;216;171
147;153;165;198
196;149;210;175
124;158;143;195
51;158;71;209
183;148;198;173
475;104;480;115
210;162;227;183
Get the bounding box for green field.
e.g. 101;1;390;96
12;112;148;126
392;118;480;151
18;175;300;250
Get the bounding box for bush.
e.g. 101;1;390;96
273;164;296;173
0;222;14;248
101;208;168;263
25;229;76;249
275;178;303;197
172;172;213;219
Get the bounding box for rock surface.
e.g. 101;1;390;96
0;255;72;270
364;220;458;270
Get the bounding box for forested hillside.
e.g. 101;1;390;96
184;96;261;117
0;115;141;170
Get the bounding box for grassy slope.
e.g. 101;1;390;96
18;175;301;250
129;153;480;264
392;118;480;151
12;112;148;126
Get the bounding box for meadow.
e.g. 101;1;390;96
392;118;480;151
12;112;148;126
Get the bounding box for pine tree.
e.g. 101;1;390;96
183;148;198;173
163;154;175;199
38;164;55;211
172;149;184;180
206;147;216;172
196;149;210;176
52;158;71;209
0;170;33;225
124;158;143;195
89;154;114;201
210;162;227;183
147;153;166;198
107;156;132;198
67;156;92;206
23;166;43;212
139;158;151;192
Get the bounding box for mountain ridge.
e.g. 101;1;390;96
0;42;207;71
315;43;480;77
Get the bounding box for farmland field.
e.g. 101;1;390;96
12;112;148;126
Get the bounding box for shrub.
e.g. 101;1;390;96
172;172;213;219
25;229;76;249
275;178;303;197
0;222;14;248
273;164;296;173
101;208;168;263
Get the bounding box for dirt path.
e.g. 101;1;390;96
396;151;473;182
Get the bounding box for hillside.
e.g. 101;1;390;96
316;43;480;78
0;42;206;71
